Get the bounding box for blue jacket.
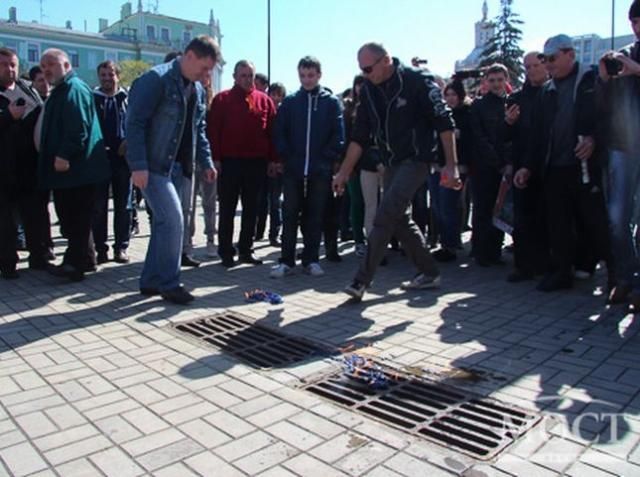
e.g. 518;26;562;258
125;59;213;175
275;86;344;178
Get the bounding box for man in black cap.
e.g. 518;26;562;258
598;0;640;309
514;35;612;292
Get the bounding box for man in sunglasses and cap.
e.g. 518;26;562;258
513;34;612;293
333;42;460;301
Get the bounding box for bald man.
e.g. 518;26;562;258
38;48;109;282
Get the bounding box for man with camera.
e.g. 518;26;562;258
598;0;640;308
0;48;52;279
513;35;611;292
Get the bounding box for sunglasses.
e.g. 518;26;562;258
360;56;384;74
543;48;572;63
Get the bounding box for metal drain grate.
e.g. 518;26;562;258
302;363;541;460
170;312;328;369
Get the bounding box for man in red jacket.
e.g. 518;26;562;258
208;60;277;267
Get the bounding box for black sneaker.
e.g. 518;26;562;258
181;254;201;267
96;252;109;264
433;248;457;263
344;280;366;301
161;286;194;305
238;253;263;265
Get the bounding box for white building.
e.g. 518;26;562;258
454;0;495;72
571;33;635;66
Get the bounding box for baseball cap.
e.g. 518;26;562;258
543;34;574;56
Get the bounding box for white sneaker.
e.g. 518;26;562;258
304;262;324;276
400;273;441;290
270;263;292;278
355;243;367;257
206;241;217;258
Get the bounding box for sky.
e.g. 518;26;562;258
7;0;633;92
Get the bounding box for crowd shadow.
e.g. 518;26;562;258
436;291;639;446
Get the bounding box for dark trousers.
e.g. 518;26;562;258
281;174;332;267
471;167;504;262
54;185;96;271
323;191;341;255
513;178;548;275
543;165;612;277
255;174;283;240
92;158;133;254
0;190;51;272
217;158;267;258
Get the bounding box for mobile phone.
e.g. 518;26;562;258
16;98;25;106
604;57;623;76
505;96;519;108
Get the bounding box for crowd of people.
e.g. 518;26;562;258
2;1;640;311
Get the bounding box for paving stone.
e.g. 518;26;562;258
95;415;143;444
352;421;411;450
122;383;166;405
335;441;396;476
0;430;26;449
44;435;112;466
581;448;640;475
283;453;349;477
52;380;92;401
529;437;586;473
215;430;277;462
11;370;47;390
310;432;369;464
48;459;99;477
136;438;204;471
184;451;246;477
384;452;458;476
14;411;57;438
495;453;565;477
84;398;140;421
147;377;190;398
256;466;298;477
247;402;302;427
287;410;345;439
122;407;171;435
89;447;145;477
177;419;232;448
153;462;200;477
149;393;203;415
204;409;257;438
0;441;48;476
265;420;325;451
229;393;282;418
234;442;298;474
122;428;186;456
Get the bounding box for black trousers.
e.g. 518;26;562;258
0;189;51;272
543;165;611;277
513;178;548;275
53;185;96;271
471;167;504;262
217;158;267;258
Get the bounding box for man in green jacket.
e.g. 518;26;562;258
38;48;109;281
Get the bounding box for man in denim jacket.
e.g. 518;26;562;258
126;36;219;305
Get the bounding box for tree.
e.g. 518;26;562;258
118;60;151;88
479;0;525;87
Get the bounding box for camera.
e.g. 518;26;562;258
452;69;483;80
604;56;623;76
15;98;25;106
411;57;428;67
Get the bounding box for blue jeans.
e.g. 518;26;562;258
607;149;640;291
140;169;183;291
281;174;331;267
428;171;464;249
92;157;133;253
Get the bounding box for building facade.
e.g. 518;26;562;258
454;0;495;72
0;2;223;91
571;33;636;66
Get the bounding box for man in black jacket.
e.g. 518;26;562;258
332;42;460;301
0;48;52;279
514;35;611;292
598;0;640;308
469;63;511;267
505;52;549;282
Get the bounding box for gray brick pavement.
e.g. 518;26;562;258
1;203;639;476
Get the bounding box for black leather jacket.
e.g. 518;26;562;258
470;91;509;171
351;58;454;166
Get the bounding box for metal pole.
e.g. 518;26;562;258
267;0;271;83
612;0;615;50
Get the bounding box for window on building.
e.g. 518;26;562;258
69;51;80;68
584;40;592;53
88;51;98;70
146;25;156;41
27;43;40;63
161;27;170;43
105;50;117;61
183;30;191;44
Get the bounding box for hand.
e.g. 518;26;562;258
617;54;640;77
54;157;70;172
513;168;530;189
203;167;217;183
332;170;349;196
8;102;26;120
505;104;520;126
574;135;595;161
131;170;149;189
598;51;615;81
441;164;462;190
267;162;279;178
